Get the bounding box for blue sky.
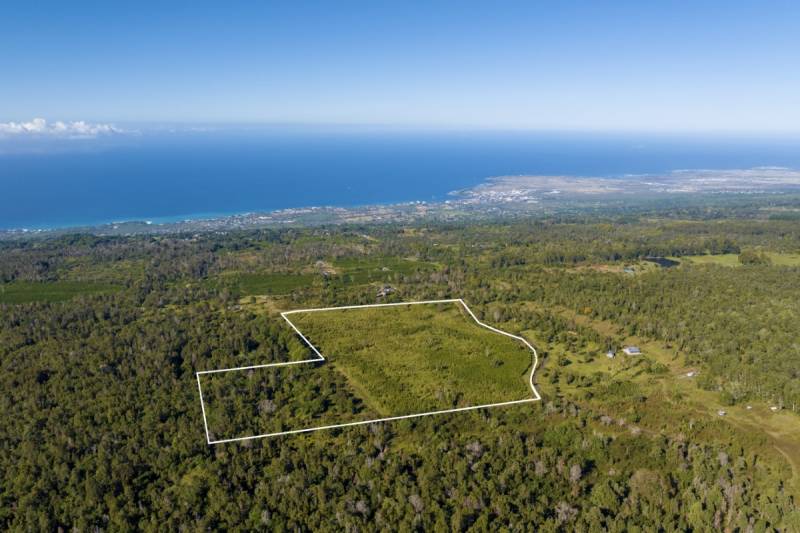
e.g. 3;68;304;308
1;1;799;132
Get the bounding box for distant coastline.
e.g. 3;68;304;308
6;129;800;231
3;168;800;239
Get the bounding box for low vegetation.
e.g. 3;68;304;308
676;251;800;267
0;280;121;303
291;303;534;415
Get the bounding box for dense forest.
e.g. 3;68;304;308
1;209;799;530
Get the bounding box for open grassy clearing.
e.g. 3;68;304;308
59;257;147;283
564;252;800;276
289;302;534;417
674;252;800;267
202;272;317;295
198;301;536;441
329;256;438;284
0;281;122;304
202;256;438;296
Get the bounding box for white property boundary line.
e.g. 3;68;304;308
196;299;541;444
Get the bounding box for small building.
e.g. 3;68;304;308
376;284;395;298
623;346;642;356
718;410;727;416
606;350;616;359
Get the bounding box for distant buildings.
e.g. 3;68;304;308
623;346;642;356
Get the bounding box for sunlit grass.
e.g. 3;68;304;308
289;302;534;416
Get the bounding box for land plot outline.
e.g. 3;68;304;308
196;299;541;444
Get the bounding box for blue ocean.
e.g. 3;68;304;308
3;127;800;230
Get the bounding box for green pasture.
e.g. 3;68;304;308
289;302;535;417
0;281;122;304
675;252;800;267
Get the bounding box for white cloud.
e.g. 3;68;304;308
0;118;123;138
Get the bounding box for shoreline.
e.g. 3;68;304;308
3;167;800;238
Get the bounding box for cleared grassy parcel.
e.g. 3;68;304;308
200;301;536;440
0;281;121;304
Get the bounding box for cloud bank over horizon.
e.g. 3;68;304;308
0;118;122;139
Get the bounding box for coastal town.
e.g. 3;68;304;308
4;168;800;240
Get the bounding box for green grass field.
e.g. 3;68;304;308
0;281;122;304
289;302;535;416
331;256;438;284
200;301;537;441
299;255;436;288
676;252;800;267
204;256;438;297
